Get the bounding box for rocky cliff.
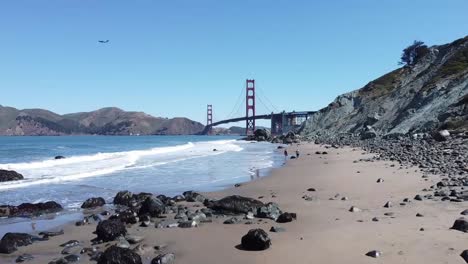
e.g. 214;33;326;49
302;36;468;138
0;106;204;136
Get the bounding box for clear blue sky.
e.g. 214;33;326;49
1;0;467;126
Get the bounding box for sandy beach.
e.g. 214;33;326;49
1;142;467;264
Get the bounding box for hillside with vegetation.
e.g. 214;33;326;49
0;106;204;136
302;36;468;137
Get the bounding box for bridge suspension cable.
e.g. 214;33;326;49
257;84;280;113
225;83;246;120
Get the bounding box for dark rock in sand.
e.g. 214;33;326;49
256;202;282;220
461;209;468;215
460;250;468;263
0;169;24;182
276;212;296;223
183;191;206;203
241;229;271;251
208;195;264;214
54;156;66;160
138;197;165;217
151;253;175;264
64;254;80;263
98;245;142;264
365;250;382;258
81;197;106;209
451;218;468;233
39;230;64;239
270;226;286;233
96;219;127;242
0;233;36;254
16;253;34;262
307;188;316;192
224;217;242;224
111;209;138;224
59;240;79;247
414;195;423;201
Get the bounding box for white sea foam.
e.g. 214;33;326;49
0;140;243;190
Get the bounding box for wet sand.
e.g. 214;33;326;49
1;143;467;264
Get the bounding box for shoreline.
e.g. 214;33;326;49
1;142;467;263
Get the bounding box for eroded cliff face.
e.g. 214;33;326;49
302;36;468;137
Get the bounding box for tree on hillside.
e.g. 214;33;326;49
399;40;429;66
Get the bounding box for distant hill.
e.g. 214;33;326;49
0;106;204;136
302;36;468;137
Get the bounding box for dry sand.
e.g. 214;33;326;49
1;143;467;264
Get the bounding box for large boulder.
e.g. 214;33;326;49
241;229;271;251
207;195;264;214
0;170;24;182
96;219;127;242
253;129;271;141
98;245;142;264
81;197;106;209
183;191;206;203
138;197;165;217
0;233;35;254
256;202;282;220
113;191;152;208
451;218;468;232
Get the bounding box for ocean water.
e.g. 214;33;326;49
0;136;284;211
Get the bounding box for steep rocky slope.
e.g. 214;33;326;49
0;106;204;136
302;36;468;137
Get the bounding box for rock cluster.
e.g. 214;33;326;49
0;201;63;217
312;131;467;200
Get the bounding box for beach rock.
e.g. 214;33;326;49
48;258;68;264
138;197;165;217
0;169;23;182
270;226;286;233
253;129;271;142
39;230;64;239
64;255;80;262
383;201;392;208
460;250;468;263
81;197;106;209
3;201;63;217
178;220;198;228
376;178;384;183
0;233;35;254
96;219;127;242
365;250;382;258
241;229;271;251
54;156;66;160
256;202;282;220
125;235;144;244
208;195;264;214
276;212;296;223
98;245;142;264
113;191;152;208
15;253;34;262
183;191;206;203
461;209;468;215
151;253;175;264
451;218;468;232
112;209;138;224
116;236;130;249
59;240;79;248
224;217;242;224
349;206;361;212
414;195;423;201
433;130;450;142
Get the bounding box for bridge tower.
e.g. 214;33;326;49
207;104;213;134
245;79;256;135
